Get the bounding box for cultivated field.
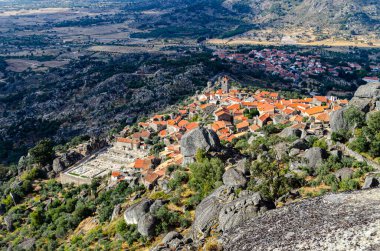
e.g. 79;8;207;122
87;45;176;54
207;38;380;48
5;59;69;72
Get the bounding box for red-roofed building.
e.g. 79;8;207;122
236;121;250;132
214;108;232;122
258;113;272;127
185;122;199;132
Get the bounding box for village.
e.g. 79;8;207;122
213;48;380;85
61;75;350;188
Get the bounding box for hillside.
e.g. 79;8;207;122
127;0;379;45
2;79;380;250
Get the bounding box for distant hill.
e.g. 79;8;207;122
129;0;379;44
224;0;379;36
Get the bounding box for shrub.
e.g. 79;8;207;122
168;171;189;190
339;178;360;191
313;139;328;150
189;155;224;199
367;111;380;132
331;130;351;143
349;135;369;153
154;206;183;235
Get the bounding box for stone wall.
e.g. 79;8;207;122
336;142;380;170
60;173;92;185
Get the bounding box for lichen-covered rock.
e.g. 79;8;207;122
149;200;165;214
289;148;301;157
233;158;249;175
334;168;353;181
353;82;380;99
221;188;380;251
222;168;247;188
137;213;157;237
303;147;328;171
192;185;234;240
273;142;289;160
331;82;380;131
218;193;274;232
52;158;65;173
349;97;372;113
17;238;36;250
111;204;121;221
60;150;83;167
330;107;350;132
278;127;302;138
124;199;152;225
162;231;182;244
181;127;221;164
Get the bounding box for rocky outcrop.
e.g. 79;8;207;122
152;231;187;251
362;175;380;189
149;200;165;214
334;167;353;181
352;82;380;99
303;147;328;171
331;82;380;132
52;158;65;173
53;150;84;174
218;192;274;232
17;238;36;250
291;139;309;150
111;204;121;221
180;127;221;164
162;231;182;244
124;199;152;225
330;107;350;132
278;128;302;138
192;187;224;239
222;168;247;188
192;186;274;241
137;213;157;237
273;142;289;160
221;188;380;251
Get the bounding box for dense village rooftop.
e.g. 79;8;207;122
62;77;349;187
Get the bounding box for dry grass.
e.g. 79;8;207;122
87;45;176;55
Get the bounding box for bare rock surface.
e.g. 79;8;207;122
181;127;221;164
221;188;380;251
123;199;152;225
222;168;247;188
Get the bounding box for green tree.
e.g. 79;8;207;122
29;139;55;166
349;135;369;153
249;153;298;201
367;111;380;133
344;106;365;128
189;150;224;198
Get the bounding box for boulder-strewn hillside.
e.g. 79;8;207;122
0;52;219;163
221;188;380;251
128;0;379;41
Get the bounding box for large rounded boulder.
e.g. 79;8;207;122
330;107;350;132
303;147;328;171
181;127;221;164
123;199;152;225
